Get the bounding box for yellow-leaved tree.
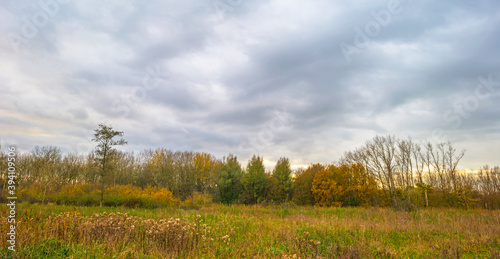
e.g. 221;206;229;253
339;163;379;207
312;163;379;207
193;152;220;195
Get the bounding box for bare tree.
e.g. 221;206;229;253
0;146;6;192
342;135;399;206
32;146;62;203
395;137;414;189
444;142;465;191
60;153;85;185
427;142;449;190
412;141;426;184
478;165;500;195
424;141;465;191
342;136;466;208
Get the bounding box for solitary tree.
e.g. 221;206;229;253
92;124;127;207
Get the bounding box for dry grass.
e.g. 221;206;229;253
1;208;206;258
45;212;200;254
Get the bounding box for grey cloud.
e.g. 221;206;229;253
1;0;499;169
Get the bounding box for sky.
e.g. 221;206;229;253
1;0;499;170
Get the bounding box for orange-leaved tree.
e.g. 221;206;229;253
311;165;344;207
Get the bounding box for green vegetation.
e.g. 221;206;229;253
218;154;244;205
2;133;499;210
240;155;268;204
2;131;500;210
1;203;499;258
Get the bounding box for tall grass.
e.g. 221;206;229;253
1;203;499;258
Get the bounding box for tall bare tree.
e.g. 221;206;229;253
342;136;466;208
396;137;414;189
443;142;465;191
342;135;399;206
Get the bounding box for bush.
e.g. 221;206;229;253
18;184;180;208
143;186;180;207
19;183;47;204
104;185;180;208
51;184;87;205
182;192;213;210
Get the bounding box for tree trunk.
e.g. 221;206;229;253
425;189;428;207
42;187;47;204
100;170;104;207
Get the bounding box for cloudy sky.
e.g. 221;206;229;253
1;0;499;170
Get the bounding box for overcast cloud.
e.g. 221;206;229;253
1;0;499;170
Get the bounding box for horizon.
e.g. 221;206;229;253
2;134;497;172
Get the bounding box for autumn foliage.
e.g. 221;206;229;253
2;135;500;209
292;164;324;206
311;164;379;207
18;184;180;208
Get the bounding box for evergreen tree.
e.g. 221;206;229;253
218;154;243;204
240;155;268;204
92;124;127;207
292;164;324;206
269;157;293;203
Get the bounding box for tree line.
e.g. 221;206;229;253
0;125;499;209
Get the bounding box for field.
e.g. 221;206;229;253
1;203;500;258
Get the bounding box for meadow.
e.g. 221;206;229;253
1;203;499;258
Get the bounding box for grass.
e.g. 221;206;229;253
1;203;500;258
